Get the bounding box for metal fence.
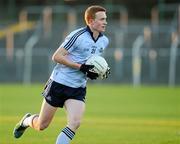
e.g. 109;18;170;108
0;5;180;86
0;47;179;86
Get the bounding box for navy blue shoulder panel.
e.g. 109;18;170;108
64;28;87;50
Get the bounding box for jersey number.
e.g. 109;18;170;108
91;48;96;54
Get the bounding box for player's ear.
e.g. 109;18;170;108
88;18;94;24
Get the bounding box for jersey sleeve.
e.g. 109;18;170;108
59;28;86;53
59;33;77;53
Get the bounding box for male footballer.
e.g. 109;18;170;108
13;5;109;144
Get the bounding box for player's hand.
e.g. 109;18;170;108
80;64;98;80
80;64;94;74
86;71;99;80
102;66;110;79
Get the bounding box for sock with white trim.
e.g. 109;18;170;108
56;127;75;144
22;114;38;127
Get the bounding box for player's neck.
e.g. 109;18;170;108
88;26;100;40
93;31;99;40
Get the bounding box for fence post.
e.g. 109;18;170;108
6;30;14;61
178;5;180;34
43;7;52;38
132;35;144;86
120;9;128;29
19;10;28;30
151;7;159;31
67;8;77;32
23;30;40;84
169;32;178;87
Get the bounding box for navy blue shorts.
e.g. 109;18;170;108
42;79;86;108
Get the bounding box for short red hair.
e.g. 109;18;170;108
84;5;106;25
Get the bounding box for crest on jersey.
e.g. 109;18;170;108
99;47;103;53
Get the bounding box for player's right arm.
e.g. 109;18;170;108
52;47;81;69
52;47;98;80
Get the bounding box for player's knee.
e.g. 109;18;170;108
69;119;81;130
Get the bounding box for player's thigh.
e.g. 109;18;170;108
64;99;85;121
38;99;57;124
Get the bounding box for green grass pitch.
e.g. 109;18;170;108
0;84;180;144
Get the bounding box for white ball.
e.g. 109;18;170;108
86;55;108;79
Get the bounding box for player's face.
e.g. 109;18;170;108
92;11;107;32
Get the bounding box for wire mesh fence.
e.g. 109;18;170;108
0;5;180;86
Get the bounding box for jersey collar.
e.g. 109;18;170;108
86;26;103;42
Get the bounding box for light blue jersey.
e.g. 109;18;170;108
50;26;109;88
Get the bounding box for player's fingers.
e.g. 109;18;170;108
87;65;94;69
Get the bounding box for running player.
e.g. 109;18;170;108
13;5;109;144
